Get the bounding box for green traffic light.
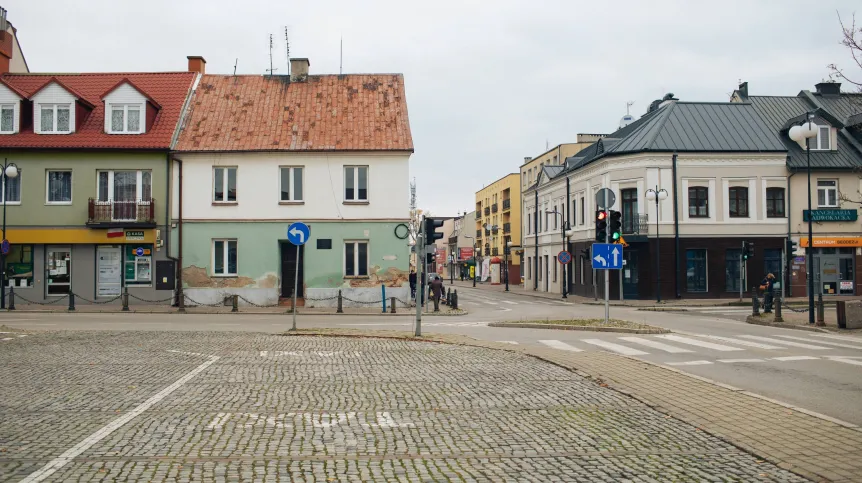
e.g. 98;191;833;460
612;232;620;240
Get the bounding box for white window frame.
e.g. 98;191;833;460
0;103;16;134
344;240;369;277
212;239;238;276
107;103;144;134
97;170;152;202
817;179;839;208
1;168;21;205
38;103;73;134
213;167;238;203
344;166;369;202
279;166;304;202
46;170;73;205
812;125;831;151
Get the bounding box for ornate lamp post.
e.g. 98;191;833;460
1;160;19;310
645;187;668;303
788;114;818;324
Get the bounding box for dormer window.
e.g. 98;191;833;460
0;104;14;133
40;104;72;133
110;104;142;133
814;125;831;150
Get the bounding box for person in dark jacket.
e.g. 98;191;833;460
409;269;417;300
431;276;444;312
760;273;776;313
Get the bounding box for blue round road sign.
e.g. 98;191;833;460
0;239;9;256
287;222;310;246
557;250;572;264
135;247;145;257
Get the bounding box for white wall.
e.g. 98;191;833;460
172;152;411;221
31;82;76;134
0;83;21;133
103;83;147;133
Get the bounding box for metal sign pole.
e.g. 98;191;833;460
292;244;300;331
605;213;610;324
415;229;423;336
739;241;744;302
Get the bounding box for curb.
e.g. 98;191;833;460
635;307;689;312
745;315;832;332
487;322;669;334
2;308;468;317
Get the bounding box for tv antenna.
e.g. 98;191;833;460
266;34;277;76
233;58;238;76
626;101;634;115
284;27;291;76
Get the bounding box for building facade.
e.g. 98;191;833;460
172;60;414;307
475;173;522;282
519;136;600;193
524;98;790;300
0;69;196;305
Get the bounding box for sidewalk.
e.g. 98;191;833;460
3;303;464;316
450;279;862;308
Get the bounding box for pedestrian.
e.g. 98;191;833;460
431;275;444;312
409;269;417;300
760;273;776;313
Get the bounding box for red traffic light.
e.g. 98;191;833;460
597;211;608;221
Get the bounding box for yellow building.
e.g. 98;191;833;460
475;173;522;281
519;135;603;192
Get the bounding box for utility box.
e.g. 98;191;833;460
155;260;176;291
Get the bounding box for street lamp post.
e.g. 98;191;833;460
465;235;476;287
546;210;570;299
0;160;19;310
789;115;818;325
645;187;668;303
504;241;514;291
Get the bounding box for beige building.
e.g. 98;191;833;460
519;135;603;193
475;173;522;282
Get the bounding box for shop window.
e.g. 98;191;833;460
686;249;707;292
125;245;153;285
5;244;33;288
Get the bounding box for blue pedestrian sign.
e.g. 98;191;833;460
287;222;310;246
557;250;571;265
0;239;9;256
591;243;623;270
135;247;145;257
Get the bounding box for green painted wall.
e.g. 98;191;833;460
173;221;410;288
4;151;168;227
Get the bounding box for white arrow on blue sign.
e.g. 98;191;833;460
591;243;623;270
287;222;310;246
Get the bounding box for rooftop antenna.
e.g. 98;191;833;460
266;34;277;76
233;58;238;76
626;101;634;115
546;139;549;151
284;27;290;76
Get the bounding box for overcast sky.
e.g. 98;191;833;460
8;0;859;216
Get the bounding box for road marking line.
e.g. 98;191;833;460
21;352;220;483
771;356;820;361
538;340;583;352
810;334;862;342
666;360;713;366
827;357;862;366
1;337;12;341
482;300;499;305
775;335;862;350
581;339;649;356
618;337;693;353
655;334;744;352
496;341;519;345
691;334;782;350
501;300;518;305
718;358;765;363
739;335;831;350
17;334;28;338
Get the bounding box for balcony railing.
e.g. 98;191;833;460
492;247;499;256
503;222;511;234
491;203;498;213
623;213;648;235
88;199;156;226
484;248;491;256
484;207;490;216
502;199;511;211
476;229;482;238
475;211;481;219
485;229;491;236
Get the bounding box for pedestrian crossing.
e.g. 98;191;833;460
495;333;862;365
455;292;569;307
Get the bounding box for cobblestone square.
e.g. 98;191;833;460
0;331;807;482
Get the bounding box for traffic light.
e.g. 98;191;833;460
426;253;434;264
424;217;444;245
609;210;622;242
595;211;608;242
581;248;590;258
743;241;755;261
787;239;798;255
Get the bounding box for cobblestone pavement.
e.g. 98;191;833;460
0;331;807;482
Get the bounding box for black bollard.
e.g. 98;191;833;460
453;290;458;310
122;286;129;312
232;294;238;312
390;297;396;314
817;293;825;325
751;287;759;316
68;292;76;312
774;294;783;322
337;290;343;313
8;286;15;311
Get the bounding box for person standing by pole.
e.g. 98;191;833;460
760;273;775;314
431;275;443;312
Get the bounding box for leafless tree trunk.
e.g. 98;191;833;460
828;13;862;92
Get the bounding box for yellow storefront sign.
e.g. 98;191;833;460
799;237;862;248
7;228;157;244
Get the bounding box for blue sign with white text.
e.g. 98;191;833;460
591;243;623;270
287;222;310;246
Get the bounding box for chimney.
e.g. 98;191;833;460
523;157;532;163
815;81;841;95
0;7;10;75
290;58;310;82
738;81;748;99
187;56;206;74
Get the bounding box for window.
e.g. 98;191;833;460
764;249;781;281
686;249;707;292
317;239;332;250
817;180;838;208
553;257;557;282
279;167;304;202
0;104;14;133
344;166;368;202
5;244;33;288
553;205;557;229
688;187;708;217
213;167;237;203
345;241;368;277
96;171;151;220
728;187;748;217
813;125;831;150
538;257;542;281
2;169;20;204
47;170;72;204
526;257;531;279
621;188;638;233
109;104;142;134
766;188;785;218
725;249;744;293
538;209;542;232
572;199;577;226
527;213;531;235
39;104;71;133
212;239;238;276
580;197;585;225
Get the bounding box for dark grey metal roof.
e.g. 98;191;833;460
748;95;862;170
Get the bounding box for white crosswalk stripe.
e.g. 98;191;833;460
655;334;744;352
538;340;583;352
738;335;831;350
811;334;862;342
775;335;862;350
666;360;713;366
618;337;693;353
718;358;764;363
581;339;649;356
496;341;519;345
771;356;820;361
689;334;783;350
501;301;518;305
827;357;862;366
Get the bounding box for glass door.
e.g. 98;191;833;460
839;257;855;295
820;256;840;295
622;250;639;299
46;247;72;296
113;171;137;221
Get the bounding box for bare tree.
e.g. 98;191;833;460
828;12;862;92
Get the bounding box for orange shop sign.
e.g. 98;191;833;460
799;237;862;248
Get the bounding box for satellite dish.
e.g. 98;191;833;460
619;114;635;128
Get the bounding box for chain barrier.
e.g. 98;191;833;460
236;295;280;308
69;292;122;305
10;292;69;305
183;294;229;308
128;293;175;304
341;296;384;305
781;301;810;313
305;295;340;302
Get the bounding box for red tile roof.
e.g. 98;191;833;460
100;78;162;109
175;74;413;152
0;72;196;149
